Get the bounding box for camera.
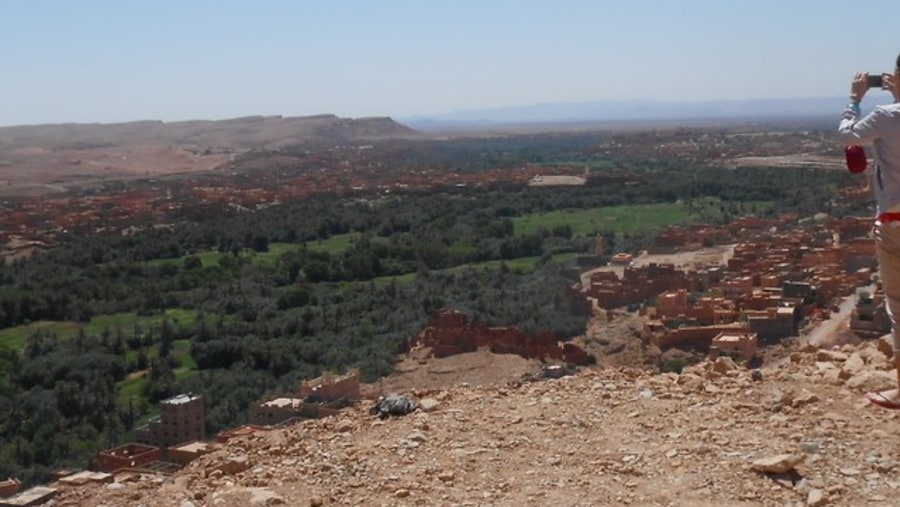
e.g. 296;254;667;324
867;74;884;89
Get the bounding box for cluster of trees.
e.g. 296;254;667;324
0;131;869;484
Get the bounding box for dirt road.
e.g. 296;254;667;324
801;284;875;348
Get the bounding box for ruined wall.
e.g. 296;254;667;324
0;479;21;498
300;370;360;402
711;333;758;361
96;444;160;473
655;325;752;352
414;309;589;365
167;444;211;466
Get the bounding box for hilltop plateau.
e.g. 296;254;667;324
0;115;419;194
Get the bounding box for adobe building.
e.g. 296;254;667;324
654;325;753;354
251;396;348;426
694;266;725;290
747;306;798;342
697;297;735;325
587;262;693;309
0;486;57;507
720;275;753;300
299;370;360;404
135;393;204;447
95;443;160;473
0;479;20;499
834;216;873;241
253;370;361;427
610;253;633;265
252;397;312;426
783;281;814;302
710;331;758;362
656;289;689;319
652;226;689;252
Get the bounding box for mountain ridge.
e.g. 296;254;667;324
402;96;895;130
0;114;419;149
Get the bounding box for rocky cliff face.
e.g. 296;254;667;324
50;336;900;507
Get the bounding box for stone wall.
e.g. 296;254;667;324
300;370;361;403
95;443;161;473
0;479;20;499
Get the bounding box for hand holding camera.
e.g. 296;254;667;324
867;74;885;89
851;72;889;103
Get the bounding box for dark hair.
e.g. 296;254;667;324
896;52;900;71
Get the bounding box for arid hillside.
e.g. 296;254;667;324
49;334;900;507
0;115;419;194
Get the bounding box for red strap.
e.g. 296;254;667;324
878;212;900;223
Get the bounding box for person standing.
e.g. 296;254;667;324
838;56;900;409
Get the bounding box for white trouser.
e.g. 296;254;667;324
875;220;900;353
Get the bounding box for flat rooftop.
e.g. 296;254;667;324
0;486;57;507
173;441;209;453
57;471;113;486
261;398;302;408
163;394;200;405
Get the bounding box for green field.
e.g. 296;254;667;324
0;309;199;352
305;233;362;253
117;339;197;404
513;203;691;237
513;200;774;237
370;252;578;285
453;252;578;272
147;233;369;269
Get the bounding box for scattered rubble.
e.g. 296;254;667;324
45;335;900;507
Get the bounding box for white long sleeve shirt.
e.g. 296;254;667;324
838;102;900;215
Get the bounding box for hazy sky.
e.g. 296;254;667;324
2;0;899;126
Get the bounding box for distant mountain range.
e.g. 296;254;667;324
401;96;895;130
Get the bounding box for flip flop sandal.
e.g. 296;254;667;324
864;391;900;410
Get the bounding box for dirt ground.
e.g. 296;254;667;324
53;338;900;507
361;349;542;399
0;145;233;195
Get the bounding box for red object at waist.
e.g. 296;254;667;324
878;212;900;223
